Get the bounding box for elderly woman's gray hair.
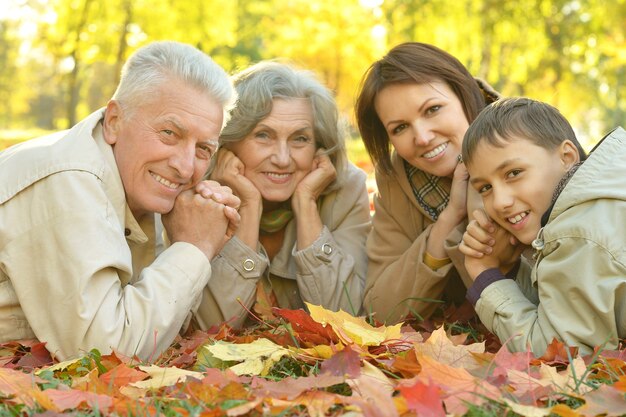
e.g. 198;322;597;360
112;41;236;128
220;61;348;192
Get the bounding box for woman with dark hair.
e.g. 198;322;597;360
355;42;499;324
194;61;371;329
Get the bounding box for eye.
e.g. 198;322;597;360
477;183;492;194
196;143;217;159
425;105;442;115
391;123;408;135
162;129;174;136
254;131;270;140
506;169;522;179
292;135;313;146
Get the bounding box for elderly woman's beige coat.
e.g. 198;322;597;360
194;163;371;329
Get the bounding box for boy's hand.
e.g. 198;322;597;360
460;210;524;280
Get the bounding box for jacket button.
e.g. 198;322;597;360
242;259;255;271
321;243;332;255
124;228;131;236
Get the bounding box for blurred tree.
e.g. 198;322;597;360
1;0;625;144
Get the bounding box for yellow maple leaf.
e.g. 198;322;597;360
413;326;484;369
539;357;591;395
306;303;402;346
130;365;203;389
204;338;291;376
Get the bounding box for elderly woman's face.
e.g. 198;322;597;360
374;81;469;178
229;98;316;208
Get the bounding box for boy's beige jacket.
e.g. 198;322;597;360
194;163;371;329
476;127;626;355
0;110;212;360
364;152;469;324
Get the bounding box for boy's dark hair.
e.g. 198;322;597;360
462;97;587;165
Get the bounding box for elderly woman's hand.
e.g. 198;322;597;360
210;148;261;208
293;149;336;205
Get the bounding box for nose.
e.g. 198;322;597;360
171;142;196;180
270;141;291;167
492;187;515;213
411;121;433;146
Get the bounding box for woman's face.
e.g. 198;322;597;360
374;81;469;177
229;98;317;210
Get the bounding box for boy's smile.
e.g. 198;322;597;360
468;137;577;245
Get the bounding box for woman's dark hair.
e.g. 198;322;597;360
355;42;493;174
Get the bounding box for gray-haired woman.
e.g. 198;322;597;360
194;61;371;329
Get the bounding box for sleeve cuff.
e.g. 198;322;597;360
219;236;268;279
423;251;452;270
467;268;511;306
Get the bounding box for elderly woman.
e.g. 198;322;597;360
355;42;500;324
194;61;371;329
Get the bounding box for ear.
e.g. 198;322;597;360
102;100;123;145
558;139;580;170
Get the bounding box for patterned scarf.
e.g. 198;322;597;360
260;208;294;234
404;159;452;222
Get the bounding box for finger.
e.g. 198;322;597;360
223;205;241;224
466;220;495;245
462;232;493;254
459;240;485;258
472;209;496;233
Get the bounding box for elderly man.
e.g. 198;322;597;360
0;41;239;360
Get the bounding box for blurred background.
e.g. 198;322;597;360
1;0;625;164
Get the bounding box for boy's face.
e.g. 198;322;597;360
468;137;578;245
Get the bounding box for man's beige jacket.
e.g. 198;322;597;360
0;109;211;360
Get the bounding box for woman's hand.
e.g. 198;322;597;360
210;148;261;209
208;148;263;249
292;149;335;250
426;158;468;259
293;149;337;205
443;159;469;224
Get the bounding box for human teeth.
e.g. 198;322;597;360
267;173;290;179
423;143;447;158
508;212;528;224
151;172;179;189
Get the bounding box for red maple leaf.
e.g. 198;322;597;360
398;379;446;417
273;307;339;344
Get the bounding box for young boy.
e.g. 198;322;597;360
459;97;626;356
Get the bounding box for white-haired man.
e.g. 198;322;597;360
0;41;240;360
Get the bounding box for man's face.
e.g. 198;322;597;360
468;137;576;245
104;79;223;220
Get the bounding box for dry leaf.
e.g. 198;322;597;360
204;338;290;376
307;303;402;346
414;326;484;369
130;365;203;389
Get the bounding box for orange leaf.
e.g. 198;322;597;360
391;349;422;378
414;326;484;369
397;379;445;417
45;388;113;412
415;353;500;415
0;367;51;408
577;384;626;417
99;364;148;387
